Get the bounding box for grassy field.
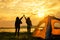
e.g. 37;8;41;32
0;32;60;40
0;32;44;40
0;28;44;40
0;32;33;40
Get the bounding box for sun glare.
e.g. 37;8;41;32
37;13;45;18
37;9;45;18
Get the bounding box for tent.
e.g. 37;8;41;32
32;15;60;39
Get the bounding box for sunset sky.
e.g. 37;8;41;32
0;0;60;28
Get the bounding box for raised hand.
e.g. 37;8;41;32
23;15;25;17
23;15;26;19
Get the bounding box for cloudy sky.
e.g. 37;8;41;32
0;0;60;28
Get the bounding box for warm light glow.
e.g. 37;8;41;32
0;0;60;27
31;6;46;18
37;8;45;18
37;13;45;18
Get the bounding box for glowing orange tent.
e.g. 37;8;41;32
32;15;60;39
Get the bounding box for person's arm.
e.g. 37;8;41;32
20;16;23;20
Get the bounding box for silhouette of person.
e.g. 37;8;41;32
15;16;23;37
23;15;32;34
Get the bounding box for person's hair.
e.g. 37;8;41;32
16;17;19;20
27;17;30;19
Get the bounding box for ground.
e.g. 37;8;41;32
0;32;60;40
0;32;40;40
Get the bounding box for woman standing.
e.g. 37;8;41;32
15;16;23;37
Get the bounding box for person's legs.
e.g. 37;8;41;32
15;28;17;36
18;28;20;37
27;25;31;40
29;27;31;33
27;26;29;33
28;26;31;34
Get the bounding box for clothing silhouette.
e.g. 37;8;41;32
15;16;23;37
24;15;32;34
